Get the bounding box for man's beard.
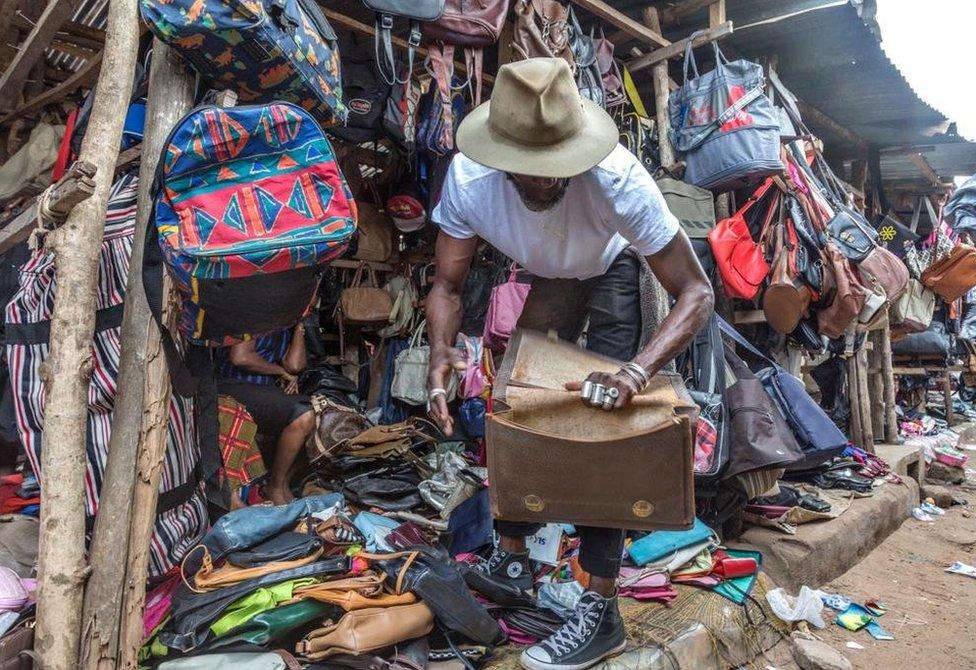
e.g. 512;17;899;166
507;175;570;212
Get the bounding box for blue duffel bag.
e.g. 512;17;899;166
719;319;847;469
140;0;347;126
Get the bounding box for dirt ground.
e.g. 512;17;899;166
760;482;976;670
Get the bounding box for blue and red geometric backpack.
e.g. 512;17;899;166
145;102;356;352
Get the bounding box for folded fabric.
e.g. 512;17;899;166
627;519;714;567
144;574;181;640
210;577;317;637
296;601;434;660
0;566;29;612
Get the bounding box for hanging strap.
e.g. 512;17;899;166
622;66;649;118
731;178;776;220
716;317;779;370
428;43;456;151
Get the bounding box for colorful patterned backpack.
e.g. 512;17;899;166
145;102;356;352
139;0;347;125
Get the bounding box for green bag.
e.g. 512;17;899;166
656;177;716;239
209;600;337;648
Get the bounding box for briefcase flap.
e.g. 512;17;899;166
487;330;696;531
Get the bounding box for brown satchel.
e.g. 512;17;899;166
338;262;394;326
487;330;697;531
291;571;417;611
305;395;371;466
859;244;909;302
921;242;976;302
352;201;394;263
296;602;435;661
817;241;866;339
763;225;811;334
511;0;574;68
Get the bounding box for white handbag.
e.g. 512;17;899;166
391;321;458;406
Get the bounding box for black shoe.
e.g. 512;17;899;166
520;592;626;670
476;547;534;594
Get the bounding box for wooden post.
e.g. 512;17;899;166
942;370;954;426
868;331;884;441
32;1;140;668
847;353;863;448
114;41;195;670
79;38;193;670
879;313;898;443
857;346;874;452
642;8;674;169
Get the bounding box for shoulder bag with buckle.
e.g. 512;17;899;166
707;178;776;300
306;395;371;467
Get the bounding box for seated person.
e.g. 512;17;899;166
216;321;314;506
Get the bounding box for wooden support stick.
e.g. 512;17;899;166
115;42;195;670
943;370;954;426
879;313;898;443
571;0;669;48
79;38;193;670
868;330;884;441
857;346;874;452
33;0;140;668
642;8;675;169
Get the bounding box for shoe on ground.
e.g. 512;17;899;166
474;547;534;594
520;591;626;670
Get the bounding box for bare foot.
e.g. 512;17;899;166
267;484;295;506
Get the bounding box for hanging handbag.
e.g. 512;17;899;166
707;179;775;300
687;316;729;483
857;277;888;327
826;207;879;263
483;266;531;353
719;318;847;468
858;244;909;302
338;262;395;326
921;243;976;302
361;0;445;85
353;185;395;263
816;242;865;339
391;321;459;406
377;274;418;338
594;28;625;108
656;176;716;240
511;0;574;67
890;279;935;334
669;37;783;191
763;223;811;334
569;8;603;106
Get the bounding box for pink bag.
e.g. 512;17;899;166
483;268;530;353
458;335;488;399
0;567;28;612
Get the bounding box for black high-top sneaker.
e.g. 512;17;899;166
520;591;626;670
475;547;534;593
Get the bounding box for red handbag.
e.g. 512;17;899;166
707;179;777;300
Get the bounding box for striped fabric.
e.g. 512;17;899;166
4;173;207;577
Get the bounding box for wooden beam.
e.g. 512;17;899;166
571;0;669;48
659;0;715;27
0;0;81;109
907;150;944;187
0;48;101;125
709;1;726;27
794;98;867;151
627;21;733;73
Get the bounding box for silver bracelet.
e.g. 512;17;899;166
618;363;650;391
428;387;448;400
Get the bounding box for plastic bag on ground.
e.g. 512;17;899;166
765;585;826;628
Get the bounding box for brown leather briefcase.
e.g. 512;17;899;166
486;330;697;531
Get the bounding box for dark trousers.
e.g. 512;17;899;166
495;251;641;579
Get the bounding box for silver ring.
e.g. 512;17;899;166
590;384;606;406
580;380;594;400
602;395;615;411
607;387;620;400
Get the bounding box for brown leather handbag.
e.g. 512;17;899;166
339;262;394;326
291;571;418;611
817;242;866;339
305;395;371;466
763;225;811;334
296;602;435;661
858;244;909;302
487;331;697;531
921;242;976;302
352;201;394;263
511;0;574;67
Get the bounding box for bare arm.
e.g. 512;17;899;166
568;230;714;407
282;322;308;375
426;232;479;435
228;340;288;378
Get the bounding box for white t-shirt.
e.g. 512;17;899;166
431;144;679;279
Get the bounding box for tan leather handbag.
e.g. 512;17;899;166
511;0;574;68
291;571;417;611
352;199;394;263
189;545;324;592
296;602;434;660
817;242;866;339
890;278;935;334
858;244;909;302
305;395;371;466
763;225;811;334
921;242;976;302
339;262;394;326
487;331;697;531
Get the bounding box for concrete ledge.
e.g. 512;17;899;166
874;443;925;485
729;479;917;592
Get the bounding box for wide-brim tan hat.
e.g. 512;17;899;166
456;58;619;178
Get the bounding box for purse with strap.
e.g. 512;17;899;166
483;266;531;352
296;601;435;660
306;395;371;466
594;28;625;108
511;0;574;67
858;244;909;302
816;242;865;339
921;243;976;302
890;278;935;334
763;220;811;334
707;179;776;300
362;0;445;85
338;262;395;326
392;320;459;406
